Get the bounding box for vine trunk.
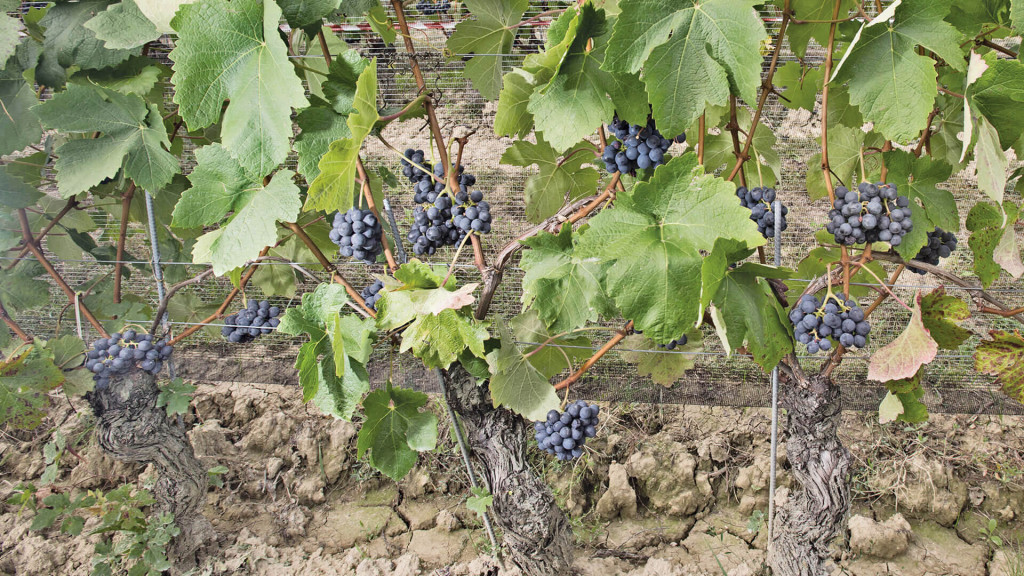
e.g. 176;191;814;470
441;365;574;575
768;371;851;576
90;371;214;566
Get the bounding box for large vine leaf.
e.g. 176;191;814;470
786;0;855;57
577;153;764;343
357;383;438;481
277;283;376;420
805;124;865;201
500;138;599;223
603;0;767;137
84;0;161;50
40;0;140;81
305;58;378;212
975;330;1024;403
919;287;972;350
708;262;793;371
170;0;309;177
34;84;178;196
832;0;966;143
619;330;702;388
0;262;50;315
486;320;560;421
0;343;64;430
509;310;591;379
966;201;1020;288
0;67;42;157
279;0;342;32
883;150;958;259
0;13;19;66
968;58;1024;150
69;56;169;96
446;0;529;100
973;116;1008;204
520;224;614;333
174;144;301;275
867;293;939;383
773;62;824;112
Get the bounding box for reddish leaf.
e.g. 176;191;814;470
975;330;1024;403
867;293;938;383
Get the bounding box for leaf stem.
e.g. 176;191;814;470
377;94;428;123
283;221;376;317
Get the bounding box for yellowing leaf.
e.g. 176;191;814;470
867;293;939;383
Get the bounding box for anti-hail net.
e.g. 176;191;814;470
8;3;1024;416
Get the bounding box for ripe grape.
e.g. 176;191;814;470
601;115;683;175
362;279;384;311
909;228;957;275
826;182;912;246
533;400;600;461
222;300;282;343
83;330;174;390
788;294;870;353
736;186;789;239
330;208;383;265
402;148;492;255
416;0;450;15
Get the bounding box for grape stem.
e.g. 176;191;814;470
441;232;472;287
0;297;31;342
283;221;377;318
377;94;429;123
726;96;748;188
553;321;633;392
697;113;706;165
850;260;912;312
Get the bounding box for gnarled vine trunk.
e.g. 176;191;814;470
441;365;574;575
768;371;851;576
91;371;214;564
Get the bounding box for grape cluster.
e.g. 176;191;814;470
602;115;684;175
909;228;957;275
362;279;384;311
737;186;789;239
826;182;912;246
534;400;600;461
330;208;383;265
401;149;492;256
84;330;173;390
789;294;870;354
635;329;688;350
416;0;450;15
222;300;281;343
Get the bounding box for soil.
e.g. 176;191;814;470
1;378;1023;576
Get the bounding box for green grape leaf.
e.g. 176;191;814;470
494;69;541;139
357;382;438;481
702;106;781;188
969;58;1024;150
0;262;50;314
401;309;489;370
919;286;972;350
975;330;1024;403
486;319;560;421
879;385;928;424
867;293;939;383
577;153;764;343
166;292;220;337
446;0;529;100
84;0;161;50
774;62;823;112
279;0;342;31
0;163;44;209
177;145;301;275
156;378;196;416
34;84;178;196
949;0;1014;37
40;1;140;79
510;310;591;379
974;116;1009;204
365;5;396;45
0;344;64;430
69;56;169;96
603;0;767;137
277;283;376;420
786;0;855;57
883;150;958;260
967;201;1020;287
170;0;309;177
466;486;493;517
42;336;86;372
805;124;865;201
709;262;793;371
305;58;379;212
520;224;614;333
133;0;195;33
619;331;702;388
0;14;19;65
0;68;43;157
500;138;599;223
528;5;648;151
832;0;966;143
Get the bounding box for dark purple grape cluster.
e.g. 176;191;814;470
534;400;600;461
635;329;688;350
826;182;912;246
362;279;384;310
737;186;789;239
222;300;281;343
401;149;492;257
416;0;450;15
84;330;173;390
789;294;870;354
330;208;383;265
602;115;683;174
909;228;957;275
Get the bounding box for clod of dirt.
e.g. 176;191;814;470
436;508;461;532
848;513;912;559
625;435;713;516
596;462;638;520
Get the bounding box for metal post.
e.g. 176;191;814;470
382;199;407;264
768;199;782;542
143;190;175;380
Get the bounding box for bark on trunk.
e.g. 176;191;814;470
767;371;851;576
441;365;574;575
90;371;214;564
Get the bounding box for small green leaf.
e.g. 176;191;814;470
1;345;64;430
156;378;196;416
0;68;43;157
357;383;438;481
619;331;701;387
709;262;793;372
278;0;341;31
967;201;1020;287
773;61;823;112
501;138;600;223
510;310;591;379
466;486;493;517
486;320;560;421
40;1;140;79
84;0;161;50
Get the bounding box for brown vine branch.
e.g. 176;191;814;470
937;86;964;99
979;39;1017;59
317;28;333;65
5;198;78;270
508;8;565;28
283;221;376;318
553;321;633;391
149;268;217;335
697;114;706;165
16;209;108;337
726;96;748;188
113;182;136;305
355;157;398;271
912;107;940;158
0;297;31;342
